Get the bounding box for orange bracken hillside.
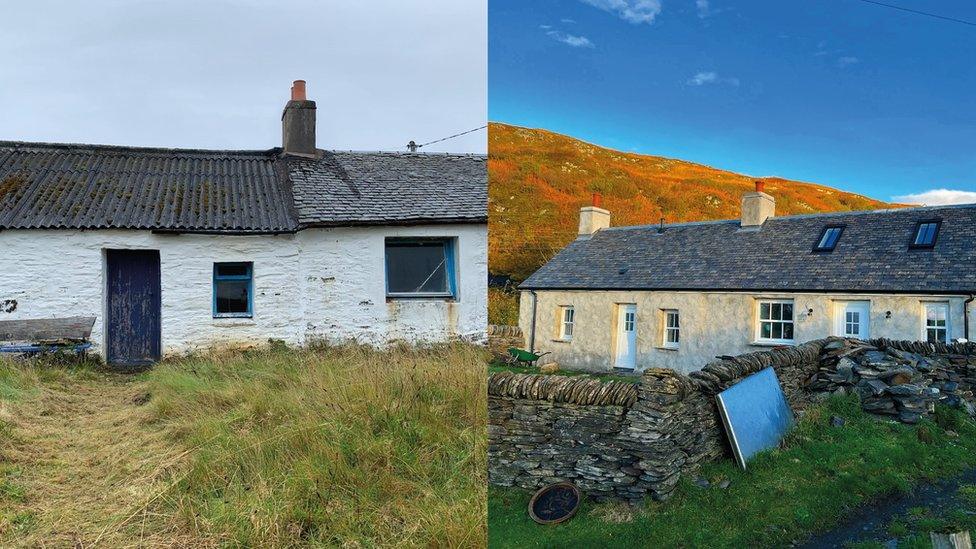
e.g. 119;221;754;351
489;122;898;281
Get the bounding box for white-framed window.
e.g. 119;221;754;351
662;309;679;348
924;302;949;343
843;311;861;337
559;306;575;340
834;301;870;339
756;299;795;343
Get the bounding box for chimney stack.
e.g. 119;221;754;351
578;194;610;239
282;80;317;157
741;180;775;227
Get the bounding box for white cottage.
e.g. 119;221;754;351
0;81;487;367
519;183;976;374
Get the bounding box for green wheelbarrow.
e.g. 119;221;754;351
507;347;551;367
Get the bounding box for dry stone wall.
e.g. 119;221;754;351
489;337;976;501
487;324;524;362
489;340;828;501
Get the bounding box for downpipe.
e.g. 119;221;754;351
965;294;975;342
529;290;538;354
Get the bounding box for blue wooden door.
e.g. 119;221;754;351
106;249;161;368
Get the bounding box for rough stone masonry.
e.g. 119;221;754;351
488;337;976;502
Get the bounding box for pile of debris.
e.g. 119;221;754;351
805;339;976;424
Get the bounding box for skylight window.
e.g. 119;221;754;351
911;220;941;249
813;226;844;252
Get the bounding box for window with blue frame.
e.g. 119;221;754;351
213;262;253;317
385;238;457;298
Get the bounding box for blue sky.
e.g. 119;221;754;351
489;0;976;204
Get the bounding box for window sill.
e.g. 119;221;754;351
551;338;572;344
213;316;255;327
386;295;457;302
655;346;679;352
750;340;796;347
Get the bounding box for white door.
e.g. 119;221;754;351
835;301;870;339
614;304;637;369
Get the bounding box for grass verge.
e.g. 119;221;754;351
488;396;976;548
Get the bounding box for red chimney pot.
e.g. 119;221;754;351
592;192;603;208
755;180;765;193
291;80;307;101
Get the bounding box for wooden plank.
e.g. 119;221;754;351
0;317;96;342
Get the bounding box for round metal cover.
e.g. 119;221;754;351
528;482;581;525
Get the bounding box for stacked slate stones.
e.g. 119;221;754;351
806;338;976;424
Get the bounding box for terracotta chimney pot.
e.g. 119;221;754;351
291;80;307;101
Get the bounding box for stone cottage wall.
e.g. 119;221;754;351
0;224;487;360
519;290;971;374
488;339;828;501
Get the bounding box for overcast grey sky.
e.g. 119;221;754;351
0;0;486;153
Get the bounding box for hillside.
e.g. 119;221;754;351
489;122;896;281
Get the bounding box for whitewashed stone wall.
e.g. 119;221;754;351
0;224;486;359
519;290;970;374
297;225;487;345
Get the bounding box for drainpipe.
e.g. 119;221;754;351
965;294;975;342
529;290;538;354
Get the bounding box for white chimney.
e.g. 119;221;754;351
741;180;775;227
578;193;610;239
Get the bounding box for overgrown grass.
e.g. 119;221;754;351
488;396;976;548
0;344;488;547
488;288;520;326
145;342;488;547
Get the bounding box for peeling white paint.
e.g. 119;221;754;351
0;224;487;359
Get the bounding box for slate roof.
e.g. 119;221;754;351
520;204;976;294
0;142;486;233
287;151;487;226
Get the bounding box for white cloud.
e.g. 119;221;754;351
687;71;739;86
837;56;859;67
892;189;976;206
539;24;552;29
696;0;712;18
546;30;595;48
579;0;662;24
561;18;577;23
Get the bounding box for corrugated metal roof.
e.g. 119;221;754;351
521;204;976;294
0;141;297;233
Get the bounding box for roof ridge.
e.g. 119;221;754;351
325;149;487;158
0;140;279;157
603;202;976;232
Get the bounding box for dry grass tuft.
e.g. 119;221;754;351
0;342;488;547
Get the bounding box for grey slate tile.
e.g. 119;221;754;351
520;205;976;294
